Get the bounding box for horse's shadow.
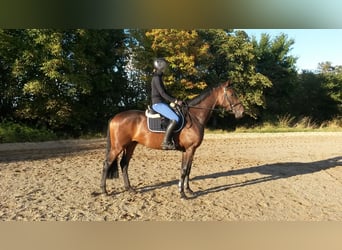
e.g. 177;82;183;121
137;156;342;198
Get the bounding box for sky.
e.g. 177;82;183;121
242;29;342;71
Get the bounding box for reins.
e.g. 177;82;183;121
173;84;243;126
182;87;242;113
185;103;242;112
184;104;220;111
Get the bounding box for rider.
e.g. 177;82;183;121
151;58;181;150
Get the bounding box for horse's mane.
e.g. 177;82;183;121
187;86;213;106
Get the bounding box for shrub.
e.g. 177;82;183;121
294;117;318;129
0;121;57;143
277;114;296;128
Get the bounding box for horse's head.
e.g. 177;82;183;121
218;80;244;119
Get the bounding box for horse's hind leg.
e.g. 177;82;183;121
101;148;121;194
120;142;137;192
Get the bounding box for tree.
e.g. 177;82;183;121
62;29;129;132
318;61;336;73
318;62;342;119
124;29;155;108
252;33;298;118
5;29;338;136
1;29;129;134
131;29;272;119
145;29;210;100
0;29;27;120
292;66;341;122
198;29;272;118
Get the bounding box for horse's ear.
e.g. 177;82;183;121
223;80;231;88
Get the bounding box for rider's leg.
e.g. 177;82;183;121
152;103;179;150
161;119;177;150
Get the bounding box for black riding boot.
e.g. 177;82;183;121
161;120;177;150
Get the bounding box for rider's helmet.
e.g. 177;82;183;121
153;58;168;73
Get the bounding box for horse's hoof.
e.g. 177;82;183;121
186;188;194;194
100;187;109;196
91;191;103;197
186;189;196;198
180;192;188;200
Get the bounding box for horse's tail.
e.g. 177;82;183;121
104;119;119;179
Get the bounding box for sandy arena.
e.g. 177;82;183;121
0;132;341;221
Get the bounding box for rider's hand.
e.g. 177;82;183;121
176;100;183;106
170;99;182;108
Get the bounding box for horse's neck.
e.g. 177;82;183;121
190;89;218;125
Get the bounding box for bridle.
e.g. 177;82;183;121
182;86;242;114
223;86;242;113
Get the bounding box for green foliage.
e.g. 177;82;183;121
0;121;57;143
132;29;272;118
292;68;341;121
1;29;129;135
1;28;341;142
0;30;27;119
235;116;342;133
197;29;273;118
318;62;342;115
252;33;298;116
145;29;210;99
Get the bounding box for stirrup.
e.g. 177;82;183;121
161;141;176;150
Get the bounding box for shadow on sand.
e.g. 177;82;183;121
0;139;104;162
137;156;342;198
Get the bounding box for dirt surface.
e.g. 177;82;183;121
0;132;341;221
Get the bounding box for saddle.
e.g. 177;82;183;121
145;106;185;133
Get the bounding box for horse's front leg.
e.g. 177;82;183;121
184;175;195;196
179;148;196;199
120;142;137;193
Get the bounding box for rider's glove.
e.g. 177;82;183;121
170;99;182;108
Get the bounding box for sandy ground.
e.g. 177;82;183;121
0;132;341;221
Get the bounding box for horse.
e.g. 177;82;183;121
101;80;244;199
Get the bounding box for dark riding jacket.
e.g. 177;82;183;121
151;72;176;105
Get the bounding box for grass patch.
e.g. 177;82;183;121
0;121;57;143
235;116;342;133
1;115;341;143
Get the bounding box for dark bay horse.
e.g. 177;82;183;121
101;80;244;199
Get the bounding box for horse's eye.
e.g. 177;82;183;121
227;91;234;97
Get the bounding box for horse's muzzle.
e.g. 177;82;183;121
235;111;244;119
234;105;244;119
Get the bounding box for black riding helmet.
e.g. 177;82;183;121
153;58;168;73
